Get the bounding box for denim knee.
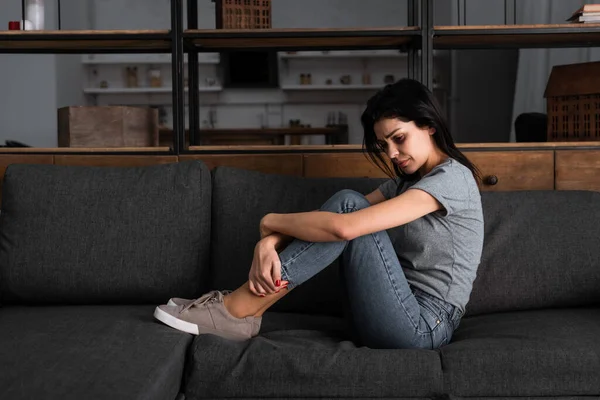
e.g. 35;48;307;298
321;189;371;213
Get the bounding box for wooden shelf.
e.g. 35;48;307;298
2;142;600;155
278;49;407;58
188;144;360;152
83;86;222;94
81;55;220;64
0;147;171;153
0;30;171;53
434;24;600;49
185;27;420;51
280;84;383;91
160;127;345;136
185;141;600;153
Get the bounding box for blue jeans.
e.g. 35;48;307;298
278;189;463;350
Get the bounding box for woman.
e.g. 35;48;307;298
154;78;484;350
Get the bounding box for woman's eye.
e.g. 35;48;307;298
393;136;404;143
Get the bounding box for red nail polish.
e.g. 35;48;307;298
276;280;280;286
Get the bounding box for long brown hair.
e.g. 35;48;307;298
361;78;480;183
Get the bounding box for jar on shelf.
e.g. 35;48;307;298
148;68;162;88
125;67;139;88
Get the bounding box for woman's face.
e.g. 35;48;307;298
374;117;440;177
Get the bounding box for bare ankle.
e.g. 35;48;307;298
223;294;255;319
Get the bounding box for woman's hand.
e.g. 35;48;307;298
249;238;288;296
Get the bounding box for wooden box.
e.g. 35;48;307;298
214;0;271;29
544;61;600;141
58;106;159;148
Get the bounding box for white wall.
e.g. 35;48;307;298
0;0;58;147
55;0;89;111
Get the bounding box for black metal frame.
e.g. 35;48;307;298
421;0;433;90
170;0;185;155
187;0;200;149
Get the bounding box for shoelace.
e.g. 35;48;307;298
182;290;232;312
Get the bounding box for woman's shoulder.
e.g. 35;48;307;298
424;158;476;186
415;158;482;211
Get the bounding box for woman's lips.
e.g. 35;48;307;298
396;159;409;168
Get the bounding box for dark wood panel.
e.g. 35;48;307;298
0;30;170;52
435;24;600;49
303;153;390;178
0;147;171;153
555;150;600;191
179;154;303;176
54;155;177;167
0;155;54;176
465;151;555;191
187;27;419;50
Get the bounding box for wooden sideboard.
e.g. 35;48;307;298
0;144;599;198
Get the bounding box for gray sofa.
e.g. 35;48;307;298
0;160;598;400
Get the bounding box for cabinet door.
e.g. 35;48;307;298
303;154;390;178
555;150;600;191
179;154;303;176
465;151;554;191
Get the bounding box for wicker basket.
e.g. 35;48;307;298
214;0;272;29
544;61;600;141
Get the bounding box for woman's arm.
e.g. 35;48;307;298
261;188;442;243
261;211;344;242
337;188;442;240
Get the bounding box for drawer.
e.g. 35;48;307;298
303;154;390;178
555;150;600;191
465;151;554;191
55;155;177;167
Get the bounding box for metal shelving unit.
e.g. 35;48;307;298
2;0;599;155
182;0;430;152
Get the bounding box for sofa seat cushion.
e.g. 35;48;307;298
441;308;600;397
0;305;192;400
182;312;444;399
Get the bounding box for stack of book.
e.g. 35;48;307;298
568;4;600;23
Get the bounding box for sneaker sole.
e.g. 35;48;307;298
153;306;249;341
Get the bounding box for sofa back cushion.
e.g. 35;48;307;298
0;161;212;305
210;166;384;316
466;190;600;316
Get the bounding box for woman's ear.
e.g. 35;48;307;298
428;127;436;135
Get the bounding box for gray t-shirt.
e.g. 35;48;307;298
377;158;484;313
